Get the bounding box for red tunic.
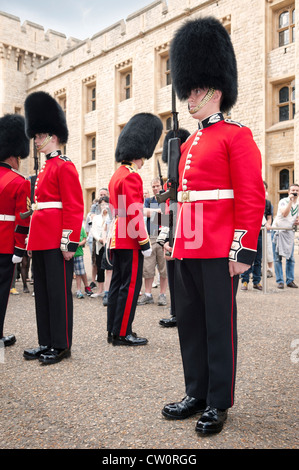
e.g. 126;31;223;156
27;152;84;252
108;162;150;250
0;163;31;256
172;116;265;264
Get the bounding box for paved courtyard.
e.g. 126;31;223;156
0;252;298;450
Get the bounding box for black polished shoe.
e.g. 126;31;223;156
39;348;71;365
195;406;228;435
162;396;206;420
1;335;16;347
159;316;177;327
112;333;148;346
23;345;49;360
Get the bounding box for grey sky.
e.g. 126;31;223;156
1;0;153;40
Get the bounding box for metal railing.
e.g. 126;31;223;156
261;225;297;294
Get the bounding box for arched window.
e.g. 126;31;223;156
278;7;295;47
278;84;295;121
125;73;131;100
279;169;289;190
166;117;172;131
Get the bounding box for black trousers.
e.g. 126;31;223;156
32;249;74;349
107;249;143;336
175;258;239;410
0;254;15;338
166;259;176;317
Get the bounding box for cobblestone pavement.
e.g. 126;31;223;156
0;254;298;451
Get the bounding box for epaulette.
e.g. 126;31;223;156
59;155;72;162
122;161;137;173
224;119;245;128
125;165;137;173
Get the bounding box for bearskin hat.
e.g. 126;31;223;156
162;128;190;163
0;114;29;162
170;16;238;113
115;113;163;163
24;91;68;144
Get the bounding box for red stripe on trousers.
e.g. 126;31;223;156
63;259;69;349
230;277;235;407
120;250;139;337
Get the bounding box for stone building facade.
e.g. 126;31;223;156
0;0;298;215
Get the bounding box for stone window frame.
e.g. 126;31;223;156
116;59;133;102
155;43;171;88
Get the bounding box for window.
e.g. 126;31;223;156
278;6;295;47
159;114;173;145
17;55;23;72
87;85;96;112
277;166;294;200
116;59;133;102
165;116;172;132
82;75;97;113
58;95;67;114
87;134;96;162
120;70;132;101
156;46;171;88
278;83;295;122
160;54;171;87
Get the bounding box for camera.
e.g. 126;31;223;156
291;192;298;197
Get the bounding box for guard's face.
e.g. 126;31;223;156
34;133;52;152
188;88;208;110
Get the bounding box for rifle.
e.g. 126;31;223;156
157;158;164;189
156;87;181;248
20;141;39;219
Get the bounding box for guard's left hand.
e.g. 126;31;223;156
62;251;75;261
229;260;250;277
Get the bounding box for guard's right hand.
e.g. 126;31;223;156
142;248;152;257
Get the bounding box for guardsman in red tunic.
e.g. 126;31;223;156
161;17;265;435
0;114;31;347
23;91;84;365
107;113;162;346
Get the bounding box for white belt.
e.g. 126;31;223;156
32;201;63;211
0;214;16;221
178;189;234;202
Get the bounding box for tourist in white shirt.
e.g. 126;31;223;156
272;184;299;289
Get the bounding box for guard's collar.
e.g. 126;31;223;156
198;113;224;130
0;162;12;169
46;150;62;160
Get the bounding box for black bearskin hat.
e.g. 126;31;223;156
0;114;29;162
162;128;190;163
115;113;163;163
24;91;68;144
170;16;238;113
